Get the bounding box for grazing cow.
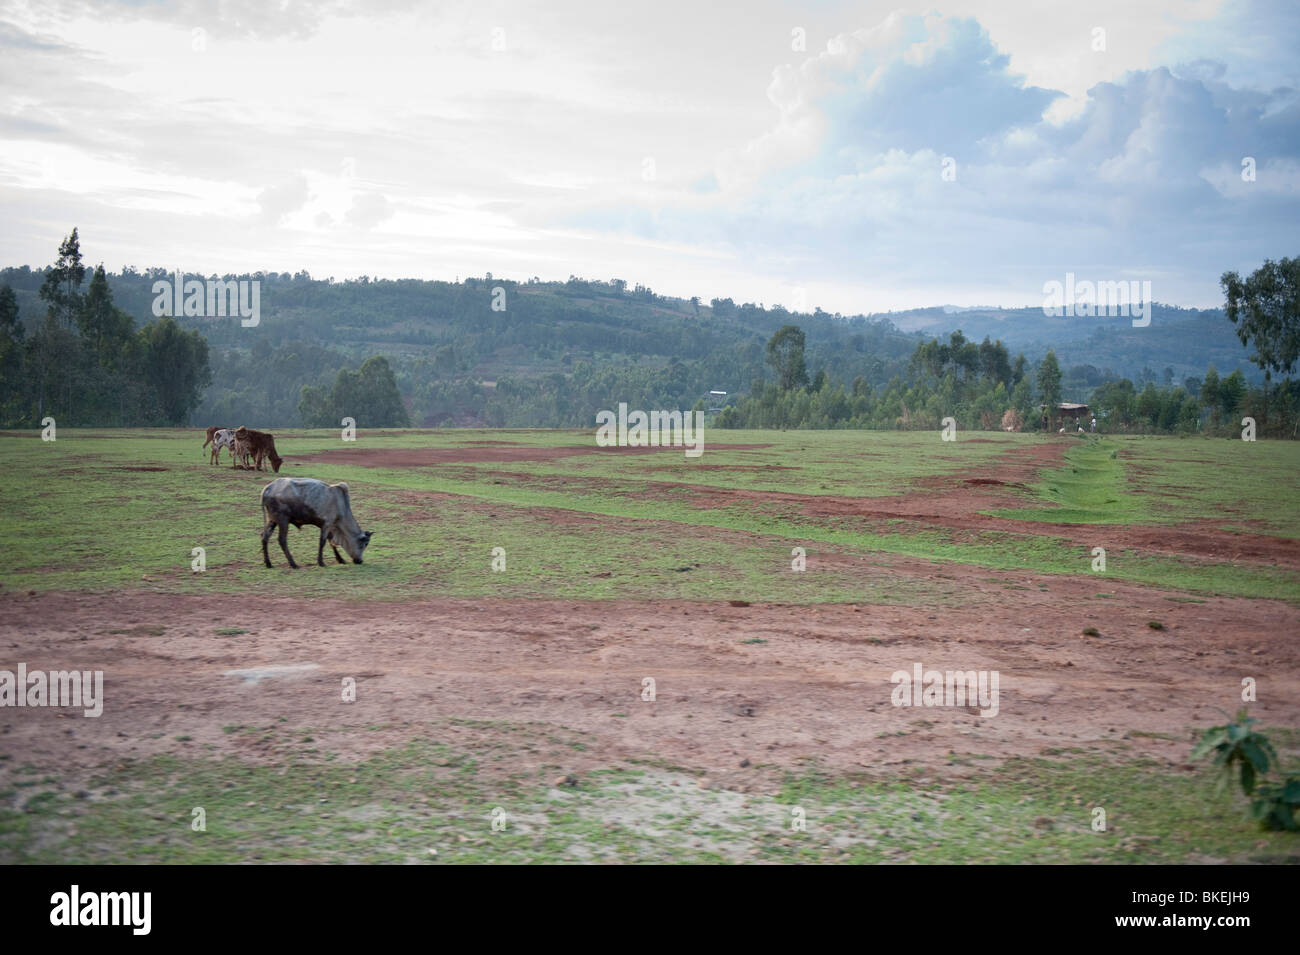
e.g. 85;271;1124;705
210;428;238;465
260;478;372;569
234;426;283;472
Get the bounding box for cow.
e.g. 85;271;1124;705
260;477;372;569
234;426;283;472
202;425;230;455
210;428;238;465
231;431;254;470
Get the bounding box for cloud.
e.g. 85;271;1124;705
24;0;409;42
257;175;311;224
556;11;1300;308
2;2;1297;312
344;192;394;230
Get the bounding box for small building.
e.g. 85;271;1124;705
1040;402;1091;429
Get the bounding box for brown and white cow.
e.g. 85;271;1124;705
202;425;231;457
260;477;372;569
209;428;238;465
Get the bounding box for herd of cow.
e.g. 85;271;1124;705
200;425;371;570
201;425;283;472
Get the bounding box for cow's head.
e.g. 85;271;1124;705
338;529;372;564
269;453;283;473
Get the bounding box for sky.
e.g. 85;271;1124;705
0;0;1297;314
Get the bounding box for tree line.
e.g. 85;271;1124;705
718;254;1299;439
0;229;211;427
2;230;1293;436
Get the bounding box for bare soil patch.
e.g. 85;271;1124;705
3;585;1295;791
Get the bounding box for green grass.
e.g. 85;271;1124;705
996;437;1146;524
1000;435;1300;536
2;733;1295;864
1;428;1297;602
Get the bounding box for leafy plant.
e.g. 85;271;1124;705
1251;779;1300;832
1193;709;1298;831
1193;709;1276;794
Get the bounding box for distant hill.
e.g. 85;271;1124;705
0;265;1259;427
880;302;1254;400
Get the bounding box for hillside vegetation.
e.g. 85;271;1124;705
0;240;1268;431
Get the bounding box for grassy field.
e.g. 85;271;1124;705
1;427;1297;863
1;428;1297;602
7;734;1297;864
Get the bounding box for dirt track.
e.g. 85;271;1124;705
301;438;1300;568
3;581;1296;790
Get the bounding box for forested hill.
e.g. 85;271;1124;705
0;265;1257;428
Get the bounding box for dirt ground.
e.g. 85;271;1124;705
3;575;1296;791
4;437;1295;794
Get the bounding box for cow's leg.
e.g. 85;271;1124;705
331;542;346;564
317;528;329;567
261;520;276;568
277;519;298;569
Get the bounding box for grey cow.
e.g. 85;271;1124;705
260;478;372;569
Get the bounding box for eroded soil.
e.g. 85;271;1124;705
2;583;1294;793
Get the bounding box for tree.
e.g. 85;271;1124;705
354;355;410;427
138;316;212;424
1037;349;1062;424
1222;257;1300;380
301;355;410;429
0;285;25;421
1200;366;1221;426
39;227;86;329
78;265;135;368
1011;352;1027;386
979;336;1012;386
766;324;809;391
1136;381;1161;426
1219;369;1246;421
297;384;333;428
35;228;87;419
1222;256;1300;424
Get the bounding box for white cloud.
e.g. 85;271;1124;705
0;0;1296;311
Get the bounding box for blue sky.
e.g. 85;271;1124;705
0;0;1296;313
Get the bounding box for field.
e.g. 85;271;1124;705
1;427;1298;863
